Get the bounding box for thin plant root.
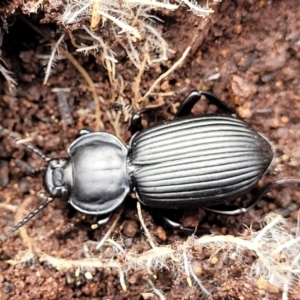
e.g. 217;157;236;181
14;195;39;252
4;207;300;299
60;48;102;131
96;206;124;250
132;44;149;108
146;278;165;300
138;46;192;102
0;203;18;212
119;268;127;292
137;202;156;249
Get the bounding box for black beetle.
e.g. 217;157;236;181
0;90;274;241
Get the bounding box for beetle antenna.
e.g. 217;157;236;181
0;194;54;244
0;125;50;162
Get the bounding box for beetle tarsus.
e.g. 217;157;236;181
204;182;273;215
176;90;236;117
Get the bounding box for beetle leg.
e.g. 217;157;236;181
73;129;92;141
96;214;111;226
204;183;273;215
130;87;191;134
130;106;164;135
67;128;92;143
130;89;235;133
90;214;111;230
176;90;236;117
162;216;211;234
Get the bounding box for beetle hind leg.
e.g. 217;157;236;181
204;183;273;215
176;90;236;117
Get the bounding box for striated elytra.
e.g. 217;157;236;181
130;115;273;209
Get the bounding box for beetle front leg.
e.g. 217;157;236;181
176;90;236;117
162;216;211;234
74;129;91;139
96;214;111;226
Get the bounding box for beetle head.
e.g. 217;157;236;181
44;158;72;198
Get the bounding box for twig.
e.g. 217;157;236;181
52;87;73;127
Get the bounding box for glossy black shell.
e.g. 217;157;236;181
129;115;273;208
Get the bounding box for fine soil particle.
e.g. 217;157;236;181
1;1;300;299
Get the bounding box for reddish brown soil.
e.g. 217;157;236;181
1;1;300;299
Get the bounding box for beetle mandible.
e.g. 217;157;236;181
0;90;274;241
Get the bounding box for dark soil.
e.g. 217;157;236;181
1;0;300;299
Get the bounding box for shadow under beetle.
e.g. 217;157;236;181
0;90;274;242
